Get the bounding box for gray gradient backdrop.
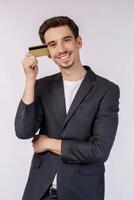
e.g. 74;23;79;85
0;0;133;199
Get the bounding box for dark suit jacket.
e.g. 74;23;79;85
15;66;120;200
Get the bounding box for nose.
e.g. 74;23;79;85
57;42;66;54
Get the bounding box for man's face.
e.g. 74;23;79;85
44;25;82;69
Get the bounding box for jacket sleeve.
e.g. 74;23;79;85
61;84;120;164
14;80;43;139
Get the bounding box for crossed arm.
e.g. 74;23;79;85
32;134;62;155
15;84;120;164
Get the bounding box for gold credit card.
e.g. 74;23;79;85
29;44;49;57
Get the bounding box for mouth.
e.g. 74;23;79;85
57;52;72;62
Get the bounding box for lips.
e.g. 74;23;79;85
57;52;72;62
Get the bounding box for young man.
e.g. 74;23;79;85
15;16;120;200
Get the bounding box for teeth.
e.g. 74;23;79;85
61;55;69;59
59;53;70;60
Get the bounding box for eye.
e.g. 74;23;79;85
49;43;56;48
64;38;71;43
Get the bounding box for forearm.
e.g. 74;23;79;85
15;81;43;139
22;78;36;105
47;138;62;155
61;137;115;164
15;101;37;139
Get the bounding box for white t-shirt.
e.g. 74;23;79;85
52;77;84;188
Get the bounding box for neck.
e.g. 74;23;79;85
60;63;87;81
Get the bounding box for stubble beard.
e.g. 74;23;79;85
59;61;74;69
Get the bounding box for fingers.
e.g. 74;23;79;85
32;135;41;153
23;53;38;67
23;60;38;69
22;52;39;81
31;134;49;153
25;52;32;58
32;135;39;143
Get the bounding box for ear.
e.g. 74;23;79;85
76;36;82;48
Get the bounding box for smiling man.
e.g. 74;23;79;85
15;16;120;200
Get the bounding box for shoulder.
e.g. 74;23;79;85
35;72;61;90
37;72;61;83
34;72;61;94
85;65;119;92
94;75;120;101
95;74;119;91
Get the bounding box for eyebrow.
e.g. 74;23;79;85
46;35;73;46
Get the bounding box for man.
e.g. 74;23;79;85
15;16;120;200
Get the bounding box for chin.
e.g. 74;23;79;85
60;63;74;69
58;60;74;69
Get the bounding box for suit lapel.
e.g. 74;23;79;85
52;66;96;130
62;66;96;129
52;73;66;125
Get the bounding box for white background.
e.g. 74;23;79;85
0;0;134;199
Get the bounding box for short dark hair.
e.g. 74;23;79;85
39;16;79;44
